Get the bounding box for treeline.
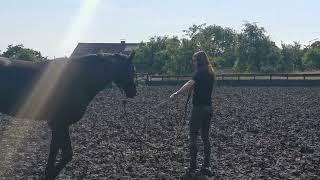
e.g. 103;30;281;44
0;44;47;61
134;22;320;74
1;22;319;75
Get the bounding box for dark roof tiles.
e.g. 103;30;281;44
70;42;139;57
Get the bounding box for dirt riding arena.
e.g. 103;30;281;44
0;86;320;179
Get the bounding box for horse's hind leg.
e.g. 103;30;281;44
52;125;73;178
44;127;60;180
61;125;73;162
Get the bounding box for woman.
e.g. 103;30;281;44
170;51;215;177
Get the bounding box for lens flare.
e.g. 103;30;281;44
56;0;102;57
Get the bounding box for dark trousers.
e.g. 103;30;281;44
189;105;212;169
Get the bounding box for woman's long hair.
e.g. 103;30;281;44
192;51;216;79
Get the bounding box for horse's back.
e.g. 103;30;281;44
0;59;42;89
0;57;112;124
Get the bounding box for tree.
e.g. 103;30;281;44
2;44;47;61
134;36;172;74
183;23;207;40
234;22;280;72
133;36;197;75
310;41;320;49
183;24;238;68
164;38;196;75
134;23;319;74
303;42;320;69
279;42;303;72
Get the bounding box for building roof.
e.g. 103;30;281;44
70;41;139;58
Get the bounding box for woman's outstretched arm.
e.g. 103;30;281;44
170;80;195;99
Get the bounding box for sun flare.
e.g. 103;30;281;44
56;0;102;57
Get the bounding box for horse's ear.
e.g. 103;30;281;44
128;51;135;62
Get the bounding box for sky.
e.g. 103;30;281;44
0;0;319;58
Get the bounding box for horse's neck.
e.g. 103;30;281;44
75;68;113;99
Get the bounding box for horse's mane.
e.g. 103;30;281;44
0;53;129;69
0;58;51;70
71;53;129;64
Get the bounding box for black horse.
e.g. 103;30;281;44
0;53;136;179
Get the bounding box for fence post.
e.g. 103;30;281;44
270;75;272;80
135;74;138;87
146;74;150;84
253;74;256;80
303;75;306;80
286;74;289;80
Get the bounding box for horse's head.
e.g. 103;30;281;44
111;52;137;98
